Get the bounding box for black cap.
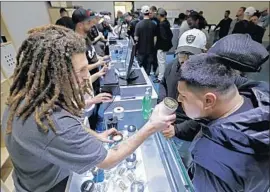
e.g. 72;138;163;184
157;8;167;16
208;34;269;72
72;8;96;25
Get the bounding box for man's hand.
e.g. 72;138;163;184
97;128;120;143
147;104;176;132
162;125;175;138
98;32;105;40
102;55;111;62
91;93;112;104
97;59;106;67
97;66;108;77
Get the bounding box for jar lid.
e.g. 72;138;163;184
126;153;136;162
127;125;136;132
112;133;123;142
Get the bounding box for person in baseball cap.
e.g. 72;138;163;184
72;8;97;36
134;5;158;75
176;28;207;55
158;28;207;102
141;5;150;15
244;6;257;17
72;8;96;25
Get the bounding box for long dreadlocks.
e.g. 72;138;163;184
6;24;91;134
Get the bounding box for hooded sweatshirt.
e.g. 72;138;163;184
189;82;270;192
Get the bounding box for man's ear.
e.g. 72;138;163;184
204;92;217;110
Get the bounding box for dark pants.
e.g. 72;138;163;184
152;49;158;74
137;53;154;75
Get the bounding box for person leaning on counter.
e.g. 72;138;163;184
1;25;175;192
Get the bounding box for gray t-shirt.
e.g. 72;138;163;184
1;106;107;192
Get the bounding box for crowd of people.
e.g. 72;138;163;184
1;4;269;192
54;6;269;82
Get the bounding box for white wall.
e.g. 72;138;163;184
1;2;51;50
72;1;114;20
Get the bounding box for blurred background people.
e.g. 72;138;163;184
232;7;264;43
176;13;187;26
186;11;209;44
114;10;124;26
149;5;159;77
258;8;270;29
155;8;173;83
124;12;140;39
228;6;246;34
134;11;140;20
214;10;232;39
55;8;74;30
135;5;157;75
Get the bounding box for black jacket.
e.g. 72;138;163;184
156;19;173;51
232;20;264;43
158;59;268;141
190;81;269;192
158;59;179;103
158;59;197;140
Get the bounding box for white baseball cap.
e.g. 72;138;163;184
103;15;111;22
244;7;256;16
141;5;150;14
176;29;207;55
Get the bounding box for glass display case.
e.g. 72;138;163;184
66;110;194;192
66;34;194;192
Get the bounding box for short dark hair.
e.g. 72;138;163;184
179;53;237;93
188;11;206;29
253;10;261;18
240;7;246;12
199;11;203;14
179;13;186;20
150;6;157;12
60;8;67;14
134;11;140;15
225;10;231;14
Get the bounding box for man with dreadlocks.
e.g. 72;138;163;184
72;8;113;130
1;25;175;192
